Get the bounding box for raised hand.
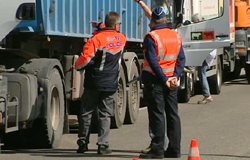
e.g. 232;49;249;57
89;21;101;28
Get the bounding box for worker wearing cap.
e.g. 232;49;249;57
134;0;170;154
139;7;185;159
75;12;126;155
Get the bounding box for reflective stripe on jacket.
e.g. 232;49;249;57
75;29;127;91
143;28;182;77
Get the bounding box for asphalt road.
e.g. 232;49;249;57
0;76;250;160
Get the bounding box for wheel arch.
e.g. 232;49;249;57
10;58;67;148
17;58;67;118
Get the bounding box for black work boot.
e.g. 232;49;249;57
141;144;152;153
77;140;88;153
139;149;164;159
97;144;112;155
164;149;181;158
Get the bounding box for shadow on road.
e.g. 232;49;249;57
0;148;141;159
223;77;249;86
223;73;249;86
3;148;250;159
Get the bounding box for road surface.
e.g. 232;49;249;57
0;76;250;160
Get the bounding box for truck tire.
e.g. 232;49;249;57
208;56;222;94
125;60;140;124
111;67;127;128
178;73;194;103
33;68;65;148
245;64;250;84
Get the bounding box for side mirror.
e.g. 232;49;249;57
16;3;35;20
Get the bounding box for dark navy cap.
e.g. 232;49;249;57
152;7;166;20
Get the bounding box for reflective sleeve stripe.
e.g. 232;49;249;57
151;31;164;60
75;53;95;70
75;37;96;70
177;34;181;56
99;50;107;71
143;66;175;73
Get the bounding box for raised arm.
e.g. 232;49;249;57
134;0;152;20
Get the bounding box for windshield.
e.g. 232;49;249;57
151;0;174;24
183;0;224;23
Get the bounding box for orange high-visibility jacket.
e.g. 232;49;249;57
75;29;127;91
143;28;182;77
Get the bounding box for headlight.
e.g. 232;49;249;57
235;41;245;47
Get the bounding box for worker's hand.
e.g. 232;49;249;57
170;77;178;88
166;80;171;89
89;21;101;28
166;77;178;90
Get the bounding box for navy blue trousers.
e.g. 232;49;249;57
144;82;181;154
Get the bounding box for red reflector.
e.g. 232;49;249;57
239;48;246;52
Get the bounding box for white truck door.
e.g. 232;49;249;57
178;0;233;66
0;0;35;42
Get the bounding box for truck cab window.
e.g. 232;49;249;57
183;0;224;23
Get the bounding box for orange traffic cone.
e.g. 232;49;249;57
188;139;201;160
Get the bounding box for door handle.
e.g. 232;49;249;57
216;34;229;38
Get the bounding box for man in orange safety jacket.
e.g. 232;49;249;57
139;7;185;159
75;12;126;155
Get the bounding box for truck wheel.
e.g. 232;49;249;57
245;64;250;84
33;68;65;148
125;60;140;124
208;56;223;94
111;67;127;128
178;73;194;103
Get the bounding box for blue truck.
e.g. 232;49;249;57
0;0;185;148
0;0;240;150
0;0;239;148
